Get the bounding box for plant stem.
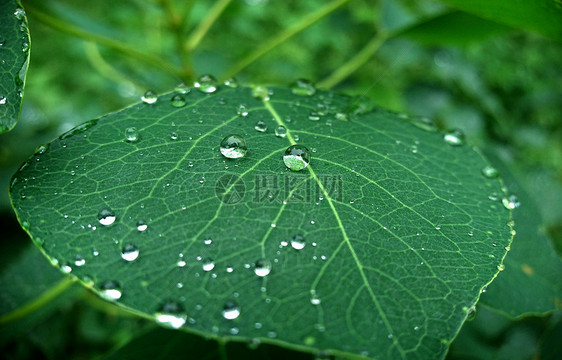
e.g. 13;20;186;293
26;5;185;82
317;33;389;89
0;278;75;325
185;0;233;53
223;0;353;79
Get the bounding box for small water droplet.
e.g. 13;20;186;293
274;126;287;138
194;74;218;93
497;264;505;271
98;208;116;226
174;83;191;94
170;132;178;140
74;254;86;267
308;111;321;121
224;77;238;88
136;220;148;232
204;238;213;245
124;127;140;142
283;145;311;171
141;90;158;104
61;263;72;273
310;291;321;305
443;129;465;146
252;85;270;101
254;120;267;132
0;96;6;105
222;300;240;320
220;134;248;159
481;166;499;179
410;116;438;132
100;280;122;300
155;301;187;329
202;258;215;271
254;259;272;277
502;195;520;210
291;79;316;96
121;244;139;262
171;94;186;107
237;104;249;117
14;8;26;20
22;42;29;52
226;265;234;273
290;235;306;250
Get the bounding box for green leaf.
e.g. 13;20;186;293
436;0;562;41
478;153;562;317
399;11;512;46
0;0;30;133
9;85;512;359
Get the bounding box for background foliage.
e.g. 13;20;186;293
1;0;561;359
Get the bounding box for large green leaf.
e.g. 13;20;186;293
436;0;562;41
9;85;512;359
478;153;562;317
0;0;30;133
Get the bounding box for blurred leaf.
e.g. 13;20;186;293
478;152;562;317
400;11;512;46
436;0;562;41
0;0;30;133
9;85;512;359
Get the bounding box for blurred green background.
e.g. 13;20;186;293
1;0;561;359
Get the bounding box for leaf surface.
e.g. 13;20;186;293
10;85;512;359
436;0;562;41
0;0;30;133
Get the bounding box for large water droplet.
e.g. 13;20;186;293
254;120;267;132
121;244;139;262
194;74;218;93
98;208;116;226
481;166;499;179
222;300;240;320
291;79;316;96
124;127;140;142
275;126;287;138
220;134;248;159
502;195;520;210
291;235;306;250
171;94;187;107
202;258;215;271
254;259;272;277
283;145;311;171
100;280;122;300
141;90;158;104
443;129;465;146
155;301;187;329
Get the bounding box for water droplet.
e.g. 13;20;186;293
310;291;321;305
100;280;122;300
254;120;267;132
171;94;186;107
204;238;213;245
269;124;287;137
222;300;240;320
411;116;438;132
194;74;218;93
14;8;26;20
252;85;270;101
283;145;311;171
155;301;187;329
291;79;316;96
74;254;86;267
308;111;321;121
61;263;72;273
174;83;191;94
220;134;248;159
121;244;139;262
136;220;148;232
224;77;238;88
202;258;215;271
0;96;6;105
502;195;520;210
98;208;116;226
291;235;306;250
481;166;499;179
141;90;158;104
497;264;505;271
443;129;465;146
254;259;272;277
226;266;234;273
124;127;139;142
22;42;29;52
237;104;249;117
